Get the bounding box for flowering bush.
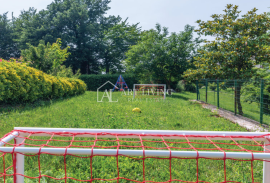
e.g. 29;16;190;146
0;59;86;103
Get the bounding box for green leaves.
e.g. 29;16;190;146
126;24;202;88
21;38;70;75
0;12;20;59
99;18;141;74
184;4;270;81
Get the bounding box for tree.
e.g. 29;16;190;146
45;0;122;74
242;62;270;114
98;18;141;74
12;7;52;51
183;4;270;115
21;39;70;73
125;24;201;89
0;12;19;59
12;0;122;74
9;0;140;74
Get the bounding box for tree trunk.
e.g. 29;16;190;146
80;61;88;74
166;80;171;95
106;66;109;74
105;59;109;74
236;86;243;115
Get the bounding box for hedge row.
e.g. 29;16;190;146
79;74;139;91
0;61;87;103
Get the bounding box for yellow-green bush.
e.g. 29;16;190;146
0;60;86;103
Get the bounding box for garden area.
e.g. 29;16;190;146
1;0;270;182
0;92;264;182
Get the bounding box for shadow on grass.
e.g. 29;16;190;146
168;92;193;101
0;94;85;115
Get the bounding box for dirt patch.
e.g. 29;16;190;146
190;100;269;132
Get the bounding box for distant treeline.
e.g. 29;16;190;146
0;0;141;74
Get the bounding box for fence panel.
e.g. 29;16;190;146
197;79;270;126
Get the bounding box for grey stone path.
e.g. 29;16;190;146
190;100;269;132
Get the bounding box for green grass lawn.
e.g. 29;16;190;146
198;88;270;126
0;91;264;182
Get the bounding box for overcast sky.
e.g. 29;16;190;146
1;0;270;35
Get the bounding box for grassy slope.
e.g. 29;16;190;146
0;92;263;182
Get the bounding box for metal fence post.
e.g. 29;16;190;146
217;80;219;108
260;79;264;125
196;80;199;101
206;80;208;103
234;80;237;115
199;84;200;100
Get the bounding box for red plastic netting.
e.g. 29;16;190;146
0;130;270;182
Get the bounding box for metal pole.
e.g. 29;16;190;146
263;140;270;183
133;85;135;99
196;80;199;100
206;80;208;103
234;80;237;115
15;137;24;183
217;80;219;108
260;79;264;125
0;132;18;147
199;82;200;100
0;147;270;160
13;127;269;141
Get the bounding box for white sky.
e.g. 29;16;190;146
1;0;270;36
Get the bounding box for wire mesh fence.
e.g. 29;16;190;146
196;79;270;126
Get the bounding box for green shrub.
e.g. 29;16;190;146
209;82;217;91
50;65;81;79
176;80;185;92
21;39;70;73
185;83;196;92
0;60;86;103
79;74;139;91
175;80;196;93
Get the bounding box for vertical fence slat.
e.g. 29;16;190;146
206;80;208;103
260;79;264;125
234;80;237;115
199;82;200;100
217;80;219;108
196;80;199;101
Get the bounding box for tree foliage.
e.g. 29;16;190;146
99;19;141;74
184;4;270;80
183;4;270;115
10;0;140;74
125;24;201;89
242;63;270;114
21;38;70;74
0;12;19;59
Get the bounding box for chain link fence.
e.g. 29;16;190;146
196;79;270;126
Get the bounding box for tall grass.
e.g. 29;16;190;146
0;92;264;182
